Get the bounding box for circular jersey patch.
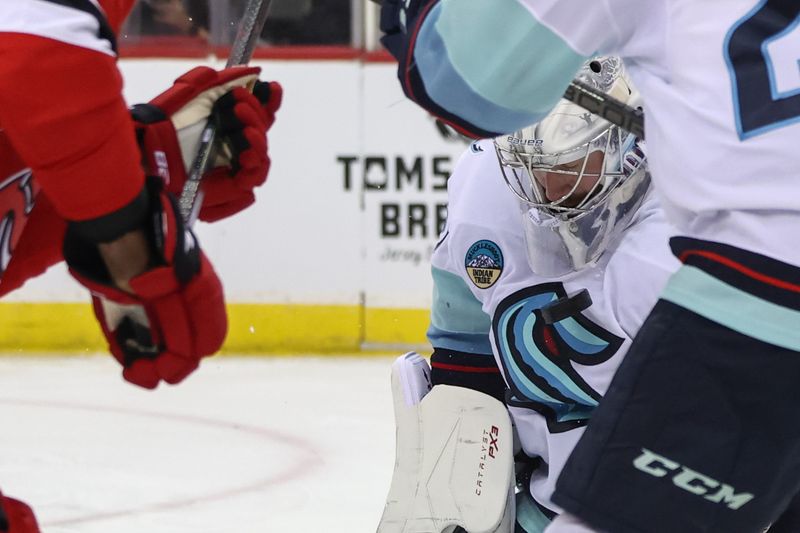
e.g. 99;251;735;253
465;240;504;289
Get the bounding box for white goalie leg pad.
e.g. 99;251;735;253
378;352;515;533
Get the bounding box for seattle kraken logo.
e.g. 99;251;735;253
492;283;623;433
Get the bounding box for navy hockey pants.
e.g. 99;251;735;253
552;237;800;533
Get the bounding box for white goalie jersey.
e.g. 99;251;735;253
428;139;680;515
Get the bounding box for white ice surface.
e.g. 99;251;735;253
0;355;397;533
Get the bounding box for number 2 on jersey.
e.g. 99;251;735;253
724;0;800;139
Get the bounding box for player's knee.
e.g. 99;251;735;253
0;495;40;533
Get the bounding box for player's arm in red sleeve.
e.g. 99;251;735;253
0;33;145;234
0;2;227;388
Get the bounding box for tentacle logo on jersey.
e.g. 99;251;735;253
465;240;503;289
492;283;623;433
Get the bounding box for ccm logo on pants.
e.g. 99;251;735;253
633;448;754;510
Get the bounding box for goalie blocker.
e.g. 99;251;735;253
378;352;515;533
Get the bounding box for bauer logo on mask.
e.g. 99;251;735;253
465;239;504;289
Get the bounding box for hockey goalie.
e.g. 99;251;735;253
376;57;680;533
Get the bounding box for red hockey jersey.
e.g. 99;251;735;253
0;0;140;296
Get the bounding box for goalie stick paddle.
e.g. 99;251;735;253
178;0;273;224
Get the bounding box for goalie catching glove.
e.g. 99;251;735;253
132;65;282;222
64;178;226;389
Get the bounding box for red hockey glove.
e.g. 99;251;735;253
0;492;40;533
132;66;282;222
64;178;227;389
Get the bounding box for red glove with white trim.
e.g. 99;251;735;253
64;178;227;389
132;66;282;222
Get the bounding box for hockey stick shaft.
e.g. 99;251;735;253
564;79;645;139
178;0;273;224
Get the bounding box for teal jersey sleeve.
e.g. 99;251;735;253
427;265;494;355
413;0;590;134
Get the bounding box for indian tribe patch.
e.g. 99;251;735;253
465;240;504;289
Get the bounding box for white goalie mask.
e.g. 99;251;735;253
494;57;650;277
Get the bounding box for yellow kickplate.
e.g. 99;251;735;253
0;302;429;354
